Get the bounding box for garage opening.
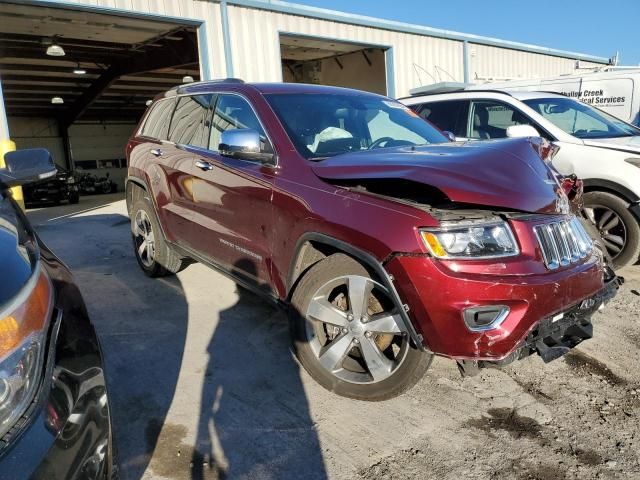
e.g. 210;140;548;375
280;34;388;95
0;1;201;199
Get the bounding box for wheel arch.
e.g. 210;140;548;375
582;179;640;204
125;175;150;216
286;232;426;350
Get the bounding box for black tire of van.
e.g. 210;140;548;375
583;191;640;269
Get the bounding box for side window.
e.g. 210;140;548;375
141;98;175;141
413;100;468;137
167;94;214;147
469;101;533;139
209;94;269;153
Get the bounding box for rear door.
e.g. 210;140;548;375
411;100;469;139
163;93;216;251
135;97;188;242
189;93;276;287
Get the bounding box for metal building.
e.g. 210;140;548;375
0;0;609;187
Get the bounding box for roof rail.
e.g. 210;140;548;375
173;78;245;93
408;81;472;96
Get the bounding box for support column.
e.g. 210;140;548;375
0;75;24;209
58;122;73;172
220;0;234;77
463;40;470;84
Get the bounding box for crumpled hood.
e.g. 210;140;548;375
311;137;563;214
583;135;640;154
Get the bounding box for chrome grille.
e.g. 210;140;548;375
534;217;593;269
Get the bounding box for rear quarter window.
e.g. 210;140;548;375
167;94;214;147
140;98;176;141
412;100;468;137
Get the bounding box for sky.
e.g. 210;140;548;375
291;0;640;65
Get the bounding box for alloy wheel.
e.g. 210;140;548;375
133;210;156;268
305;275;409;384
584;205;627;260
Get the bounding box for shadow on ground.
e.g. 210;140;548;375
32;210;327;480
191;260;327;480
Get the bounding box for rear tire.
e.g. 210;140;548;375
131;197;187;277
290;253;432;401
583;191;640;269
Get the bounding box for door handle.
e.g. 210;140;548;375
195;159;214;171
150;148;163;157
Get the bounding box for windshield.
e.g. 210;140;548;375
265;93;448;159
523;97;640;139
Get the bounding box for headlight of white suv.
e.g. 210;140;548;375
0;268;52;438
420;220;519;259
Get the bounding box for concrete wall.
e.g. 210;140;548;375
8;117;132;189
8;117;66;168
69;122;133;189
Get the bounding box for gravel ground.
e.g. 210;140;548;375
28;196;640;480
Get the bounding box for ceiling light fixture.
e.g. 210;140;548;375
182;75;194;83
51;97;64;104
73;63;86;75
46;39;65;57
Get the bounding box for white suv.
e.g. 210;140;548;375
401;88;640;269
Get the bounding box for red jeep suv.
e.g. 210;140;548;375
125;79;619;400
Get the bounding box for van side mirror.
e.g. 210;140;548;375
506;124;540;138
0;148;57;189
219;129;275;164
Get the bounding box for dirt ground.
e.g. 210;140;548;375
28;196;640;480
358;270;640;480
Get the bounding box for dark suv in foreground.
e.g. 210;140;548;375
126;80;619;400
0;149;113;478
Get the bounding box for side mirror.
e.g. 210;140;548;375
506;124;540;138
0;148;57;189
442;130;456;142
219;129;275;164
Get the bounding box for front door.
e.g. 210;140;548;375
189;93;275;287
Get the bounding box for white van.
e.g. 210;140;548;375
476;68;640;126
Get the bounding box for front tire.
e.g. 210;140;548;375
131;197;187;277
290;253;432;401
583;191;640;269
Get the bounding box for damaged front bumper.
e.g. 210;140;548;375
385;251;620;363
457;275;622;375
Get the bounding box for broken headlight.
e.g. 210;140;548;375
0;269;52;439
420;220;519;259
